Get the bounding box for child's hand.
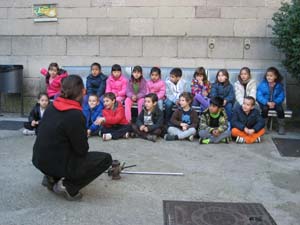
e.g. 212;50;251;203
202;90;208;97
244;127;249;134
95;117;105;125
176;100;180;106
212;129;220;137
144;127;149;133
31;120;37;127
132;95;137;101
140;125;146;131
87;129;91;137
223;99;227;106
248;129;255;135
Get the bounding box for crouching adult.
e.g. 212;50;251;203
32;75;112;201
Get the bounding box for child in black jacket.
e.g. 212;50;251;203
132;93;164;142
23;93;49;135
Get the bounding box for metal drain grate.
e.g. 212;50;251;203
273;138;300;157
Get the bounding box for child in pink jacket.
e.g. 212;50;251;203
146;67;166;110
125;66;147;122
105;64;128;102
40;63;68;100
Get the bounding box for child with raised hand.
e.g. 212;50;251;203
95;92;131;141
23;93;49;135
125;65;147;122
105;64;127;102
146;67;166;110
191;67;211;112
40;63;68;100
257;67;285;135
211;69;235;121
132;93;164;142
83;94;104;137
232;96;265;144
164;92;198;141
198;97;231;144
165;67;188;122
86;62;107;100
234;67;256;108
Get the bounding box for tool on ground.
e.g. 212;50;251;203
107;160;184;180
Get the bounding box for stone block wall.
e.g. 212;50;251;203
0;0;297;115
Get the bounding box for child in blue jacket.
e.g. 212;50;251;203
257;67;285;135
211;69;235;121
83;94;104;137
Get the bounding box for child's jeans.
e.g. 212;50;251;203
101;124;132;139
168;126;196;139
224;102;233;122
164;99;175;122
157;99;164;111
259;103;284;119
125;97;144;122
199;130;231;143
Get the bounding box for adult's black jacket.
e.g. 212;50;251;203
32;97;88;178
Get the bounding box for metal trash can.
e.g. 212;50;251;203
0;65;24;115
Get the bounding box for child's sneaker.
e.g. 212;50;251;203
146;134;157;142
164;134;177;141
188;135;194;142
22;129;35;136
236;136;245;144
255;137;261;143
102;133;112;141
201;138;210;144
221;137;230;144
123;132;129;139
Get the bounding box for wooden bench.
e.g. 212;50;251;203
63;66;293;127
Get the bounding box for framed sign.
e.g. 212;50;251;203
33;4;58;22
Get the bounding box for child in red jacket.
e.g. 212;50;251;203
95;92;132;141
40;63;68;100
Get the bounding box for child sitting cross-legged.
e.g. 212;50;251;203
198;97;231;144
164;92;199;141
95;92;132;141
231;96;265;144
131;93;164;142
82;94;103;137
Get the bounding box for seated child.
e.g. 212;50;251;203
23;93;49;135
85;62;107;101
165;67;188;122
211;69;235;121
125;65;147;122
105;64;127;102
146;67;166;110
40;63;68;100
191;67;211;112
95;92;131;141
234;67;257;109
257;67;285;135
231;96;265;144
198;97;231;144
165;92;198;141
132;93;164;142
83;94;104;137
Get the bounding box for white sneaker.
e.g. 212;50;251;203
22;129;35;136
123;132;129;139
102;133;112;141
255;137;261;143
236;136;245;144
188;135;194;142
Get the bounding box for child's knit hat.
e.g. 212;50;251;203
210;97;224;107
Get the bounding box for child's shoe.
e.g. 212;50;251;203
146;134;157;142
22;129;35;136
236;136;245;144
123;132;129;139
221;137;230;144
255;137;261;143
164;134;178;141
188;135;194;142
201;138;210;144
102;133;112;141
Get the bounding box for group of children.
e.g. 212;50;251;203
23;62;287;144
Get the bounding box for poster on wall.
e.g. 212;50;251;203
33;4;58;22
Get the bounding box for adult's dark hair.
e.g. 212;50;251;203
179;92;193;104
60;75;84;101
170;67;182;78
111;64;122;72
46;62;59;85
193;67;208;84
145;93;158;103
265;66;283;83
150;67;161;78
103;92;116;101
91;62;101;71
215;69;230;85
37;92;49;100
131;65;143;82
244;96;256;106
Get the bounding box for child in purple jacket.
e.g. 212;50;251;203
125;66;147;122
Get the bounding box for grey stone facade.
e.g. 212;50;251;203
0;0;298;114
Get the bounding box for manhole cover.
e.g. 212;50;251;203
163;201;277;225
0;120;24;130
273;138;300;157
